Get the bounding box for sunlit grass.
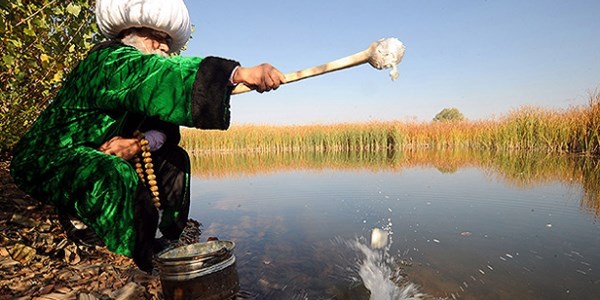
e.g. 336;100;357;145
182;92;600;156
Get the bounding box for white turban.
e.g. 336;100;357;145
95;0;192;53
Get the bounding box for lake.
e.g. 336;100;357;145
187;150;600;299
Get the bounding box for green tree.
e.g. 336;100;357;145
0;0;100;153
433;107;465;122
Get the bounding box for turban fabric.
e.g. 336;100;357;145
96;0;192;53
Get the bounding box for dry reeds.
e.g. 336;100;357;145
181;92;600;156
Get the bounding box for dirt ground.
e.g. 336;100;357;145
0;156;164;300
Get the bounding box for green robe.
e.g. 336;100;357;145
10;42;239;259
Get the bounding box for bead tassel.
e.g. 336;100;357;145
134;130;160;209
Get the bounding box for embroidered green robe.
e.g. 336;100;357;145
10;42;239;259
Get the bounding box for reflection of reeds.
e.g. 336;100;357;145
182;93;600;155
575;157;600;216
190;149;404;178
190;149;600;217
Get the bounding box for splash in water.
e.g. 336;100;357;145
331;224;431;300
349;235;425;300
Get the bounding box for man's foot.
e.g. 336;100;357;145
58;214;105;248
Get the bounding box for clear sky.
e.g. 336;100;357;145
182;0;600;125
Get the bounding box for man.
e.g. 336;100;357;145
10;0;285;272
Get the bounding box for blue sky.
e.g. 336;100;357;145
182;0;600;125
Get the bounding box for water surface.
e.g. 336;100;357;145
189;151;600;299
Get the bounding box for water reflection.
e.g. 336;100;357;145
188;150;600;299
190;150;600;215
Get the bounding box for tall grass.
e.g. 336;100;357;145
181;92;600;155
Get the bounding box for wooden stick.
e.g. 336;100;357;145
232;47;372;95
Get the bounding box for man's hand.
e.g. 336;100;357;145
232;63;286;93
99;136;140;160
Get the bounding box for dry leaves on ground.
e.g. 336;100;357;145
0;161;163;300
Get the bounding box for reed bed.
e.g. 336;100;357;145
182;92;600;155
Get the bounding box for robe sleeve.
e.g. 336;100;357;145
92;45;239;130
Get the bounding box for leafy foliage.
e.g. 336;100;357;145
433;107;465;122
0;0;100;152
